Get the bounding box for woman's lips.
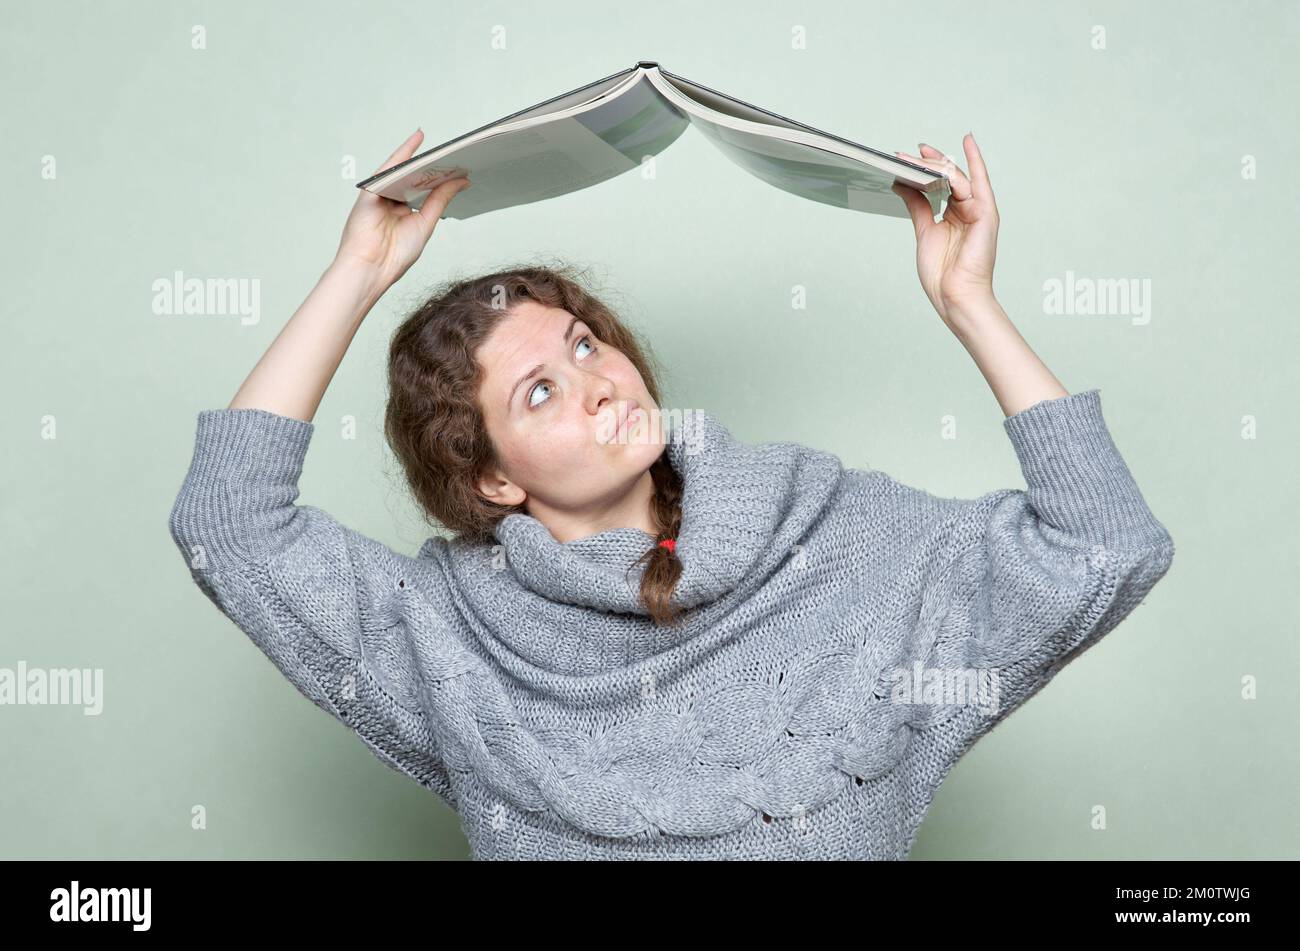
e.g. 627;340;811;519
614;400;641;442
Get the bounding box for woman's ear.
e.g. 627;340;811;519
476;466;526;508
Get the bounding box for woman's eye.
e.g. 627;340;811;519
527;381;553;408
526;335;598;410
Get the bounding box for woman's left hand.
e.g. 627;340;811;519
890;133;999;329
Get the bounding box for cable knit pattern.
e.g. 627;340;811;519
167;389;1174;859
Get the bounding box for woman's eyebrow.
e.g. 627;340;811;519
505;315;582;411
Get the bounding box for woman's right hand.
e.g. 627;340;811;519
332;128;472;293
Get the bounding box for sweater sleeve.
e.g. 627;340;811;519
899;388;1176;755
167;408;457;809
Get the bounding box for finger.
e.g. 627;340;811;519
897;148;967;207
960;133;994;203
416;176;472;227
917;143;973;201
373;128;425;176
897;148;970;203
890;181;934;238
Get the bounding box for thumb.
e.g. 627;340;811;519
890;181;933;239
417;176;472;228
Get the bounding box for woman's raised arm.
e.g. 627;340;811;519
885;134;1176;779
891;133;1070;419
169;132;473;805
229;128;471;421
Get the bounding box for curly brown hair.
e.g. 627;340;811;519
384;260;686;628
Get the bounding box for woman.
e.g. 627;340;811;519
169;129;1175;860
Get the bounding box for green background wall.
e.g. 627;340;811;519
3;0;1294;859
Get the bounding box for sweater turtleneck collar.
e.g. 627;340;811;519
489;409;843;618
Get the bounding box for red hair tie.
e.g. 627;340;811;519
658;538;676;554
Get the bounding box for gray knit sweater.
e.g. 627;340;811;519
167;388;1174;860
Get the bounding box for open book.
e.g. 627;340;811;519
356;61;951;221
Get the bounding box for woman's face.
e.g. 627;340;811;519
474;299;664;520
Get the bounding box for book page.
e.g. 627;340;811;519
379;78;690;219
659;69;939;190
659;71;806;133
358;67;640;192
685;118;926;219
497;68;640;126
643;69;946;218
